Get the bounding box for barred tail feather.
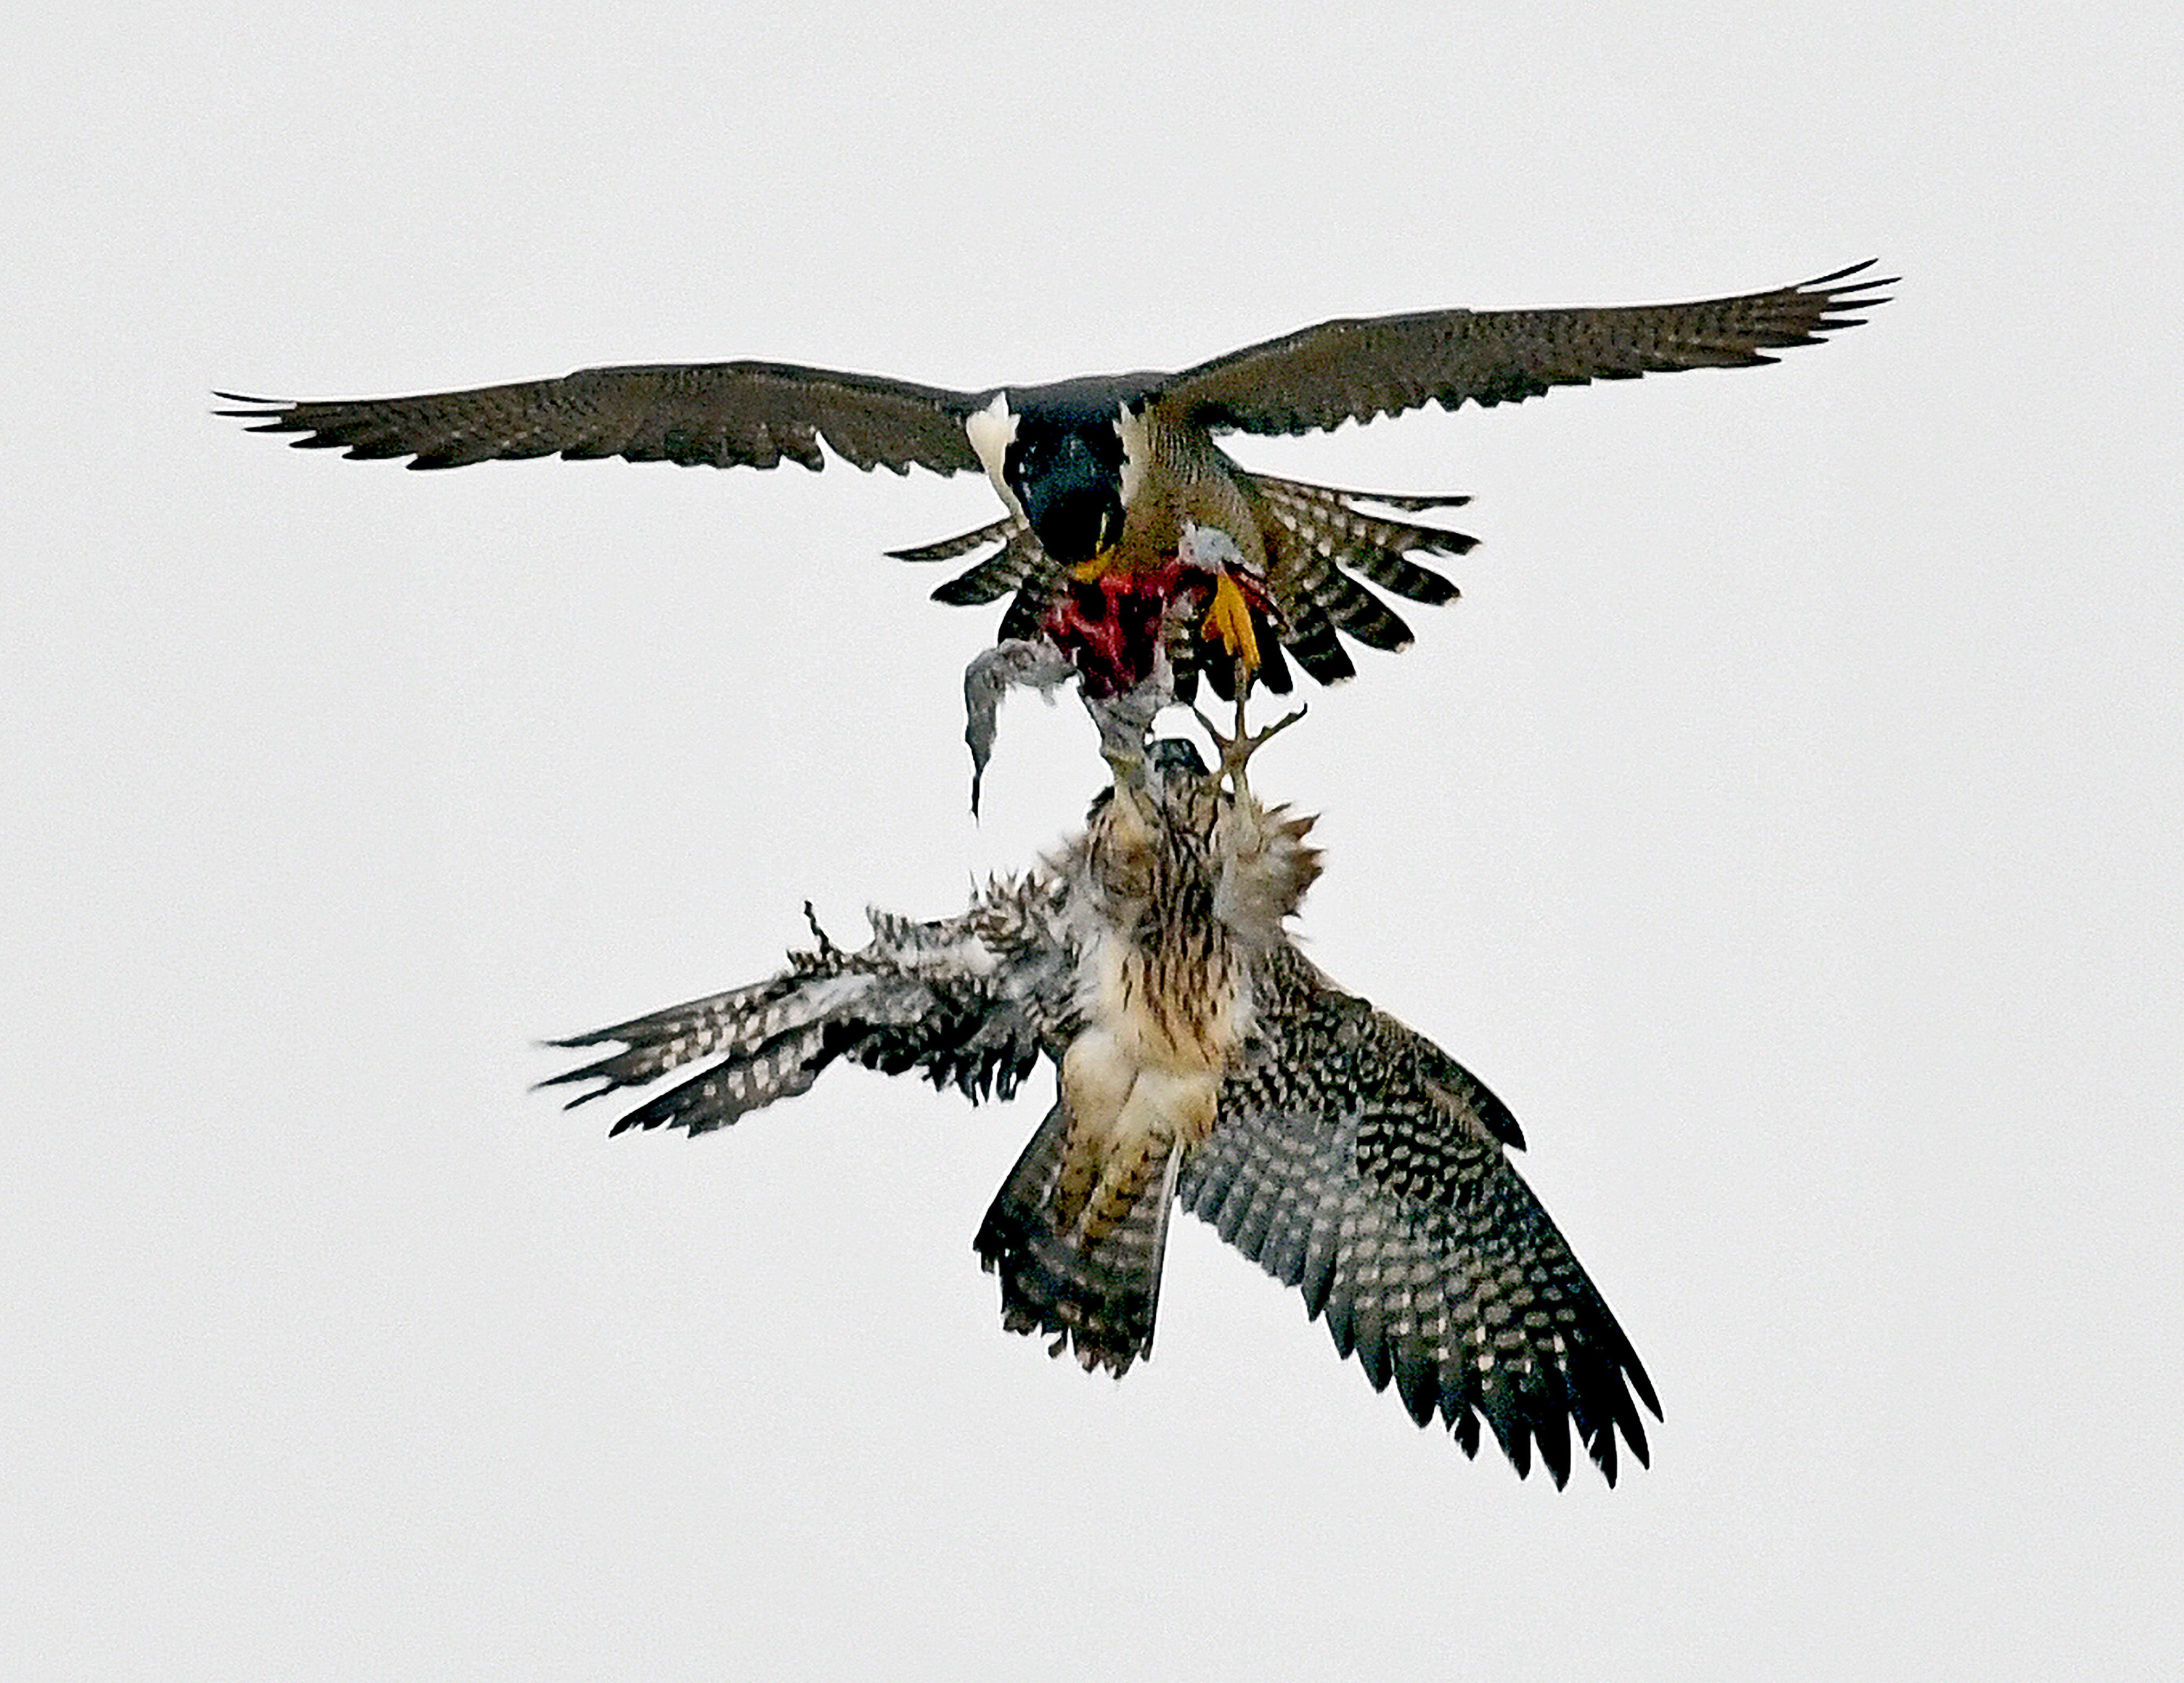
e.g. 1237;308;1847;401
1276;600;1356;686
886;513;1021;564
1252;473;1475;618
930;548;1029;606
1313;568;1415;652
974;1101;1182;1376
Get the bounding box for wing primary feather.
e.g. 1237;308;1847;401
1160;261;1892;437
886;514;1021;563
217;362;984;477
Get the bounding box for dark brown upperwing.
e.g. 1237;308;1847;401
1158;261;1892;438
219;360;986;475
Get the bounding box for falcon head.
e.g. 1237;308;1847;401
965;387;1141;567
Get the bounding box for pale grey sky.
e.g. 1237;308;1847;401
9;3;2180;1678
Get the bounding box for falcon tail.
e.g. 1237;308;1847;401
974;1100;1183;1377
1245;475;1476;687
893;477;1475;698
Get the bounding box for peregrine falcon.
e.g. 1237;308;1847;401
543;739;1659;1485
224;262;1887;702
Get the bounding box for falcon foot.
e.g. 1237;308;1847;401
1194;694;1307;797
1178;523;1279;704
1201;572;1262;672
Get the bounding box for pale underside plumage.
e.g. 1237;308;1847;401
543;754;1660;1486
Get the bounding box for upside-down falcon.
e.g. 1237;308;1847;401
543;737;1660;1485
223;262;1889;701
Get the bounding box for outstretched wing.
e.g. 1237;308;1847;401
541;895;1067;1137
219;360;985;475
1180;947;1660;1486
1160;261;1892;437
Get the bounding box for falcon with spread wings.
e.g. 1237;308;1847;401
227;263;1886;704
544;738;1659;1484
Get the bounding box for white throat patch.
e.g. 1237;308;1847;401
964;394;1023;515
1115;403;1149;512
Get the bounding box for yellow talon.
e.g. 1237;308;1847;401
1070;548;1121;583
1203;573;1261;672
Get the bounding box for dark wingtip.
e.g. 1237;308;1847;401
1799;257;1879;287
531;1057;618;1110
531;1027;641;1110
1626;1347;1664;1422
891;539;962;562
538;1027;617;1051
212;392;305;434
1798;258;1898;317
930;575;989;607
